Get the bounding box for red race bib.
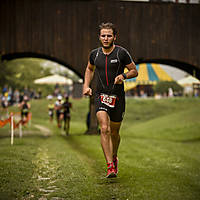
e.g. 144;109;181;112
100;93;117;108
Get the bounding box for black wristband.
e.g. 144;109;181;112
122;73;127;79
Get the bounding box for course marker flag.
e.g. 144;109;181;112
0;112;32;145
0;117;11;128
11;113;14;145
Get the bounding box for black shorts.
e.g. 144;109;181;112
21;111;28;118
95;93;125;122
63;112;70;121
48;109;54;117
56;110;63;119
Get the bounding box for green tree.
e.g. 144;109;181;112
0;58;14;90
153;81;183;96
2;58;51;90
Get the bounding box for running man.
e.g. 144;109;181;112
62;95;72;135
47;95;54;122
19;95;31;123
54;95;64;128
83;22;138;178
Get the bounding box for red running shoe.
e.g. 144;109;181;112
106;162;116;178
113;156;118;174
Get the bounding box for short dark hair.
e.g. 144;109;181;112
99;22;117;36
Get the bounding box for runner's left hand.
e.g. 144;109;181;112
114;74;124;84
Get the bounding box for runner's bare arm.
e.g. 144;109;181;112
124;62;138;79
83;61;95;96
114;62;138;84
27;103;31;109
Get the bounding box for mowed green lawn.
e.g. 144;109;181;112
0;97;200;200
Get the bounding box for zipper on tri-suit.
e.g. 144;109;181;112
105;55;109;86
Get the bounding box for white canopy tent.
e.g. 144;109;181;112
34;74;73;85
177;76;200;96
177;76;200;86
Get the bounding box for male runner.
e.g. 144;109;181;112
19;95;31;123
62;95;72;135
54;95;64;128
47;95;54;122
83;22;138;178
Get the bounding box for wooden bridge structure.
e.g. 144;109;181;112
0;0;200;133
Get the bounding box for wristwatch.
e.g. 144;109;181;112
122;73;127;79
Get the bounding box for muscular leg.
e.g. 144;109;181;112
59;113;64;128
110;121;122;157
65;118;70;135
96;111;113;163
56;112;60;128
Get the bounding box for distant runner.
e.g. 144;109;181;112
62;96;72;135
19;95;31;123
54;95;64;128
83;22;138;178
47;95;54;122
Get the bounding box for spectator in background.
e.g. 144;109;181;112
30;88;35;99
19;92;24;103
1;93;9;112
38;88;42;99
2;85;8;95
13;89;20;104
168;88;174;97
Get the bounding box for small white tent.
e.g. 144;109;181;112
34;74;73;85
177;76;200;86
177;76;200;96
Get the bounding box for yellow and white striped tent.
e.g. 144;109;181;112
124;63;173;91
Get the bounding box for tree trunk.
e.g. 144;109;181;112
85;75;99;135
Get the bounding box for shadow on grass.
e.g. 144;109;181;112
60;134;127;199
125;135;200;144
97;176;120;185
60;134;100;172
180;137;200;143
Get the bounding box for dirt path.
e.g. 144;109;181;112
31;146;64;200
34;124;52;137
24;124;121;200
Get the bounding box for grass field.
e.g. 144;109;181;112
0;97;200;200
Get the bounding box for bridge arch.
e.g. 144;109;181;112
1;52;83;79
1;0;200;134
1;0;199;79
